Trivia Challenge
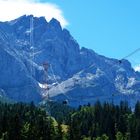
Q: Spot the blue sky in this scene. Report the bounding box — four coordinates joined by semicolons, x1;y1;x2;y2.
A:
39;0;140;69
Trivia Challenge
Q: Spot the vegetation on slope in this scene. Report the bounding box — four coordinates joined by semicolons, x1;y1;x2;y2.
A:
1;101;140;140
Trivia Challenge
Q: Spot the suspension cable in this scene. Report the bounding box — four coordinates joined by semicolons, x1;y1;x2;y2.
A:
49;64;72;100
121;48;140;60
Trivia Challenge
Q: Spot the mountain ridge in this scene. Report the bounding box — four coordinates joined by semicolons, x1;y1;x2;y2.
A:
0;15;140;107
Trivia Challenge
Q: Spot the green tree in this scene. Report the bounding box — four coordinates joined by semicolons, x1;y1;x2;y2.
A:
56;123;63;140
101;134;109;140
135;101;140;118
21;122;30;140
124;132;130;140
116;132;124;140
0;132;9;140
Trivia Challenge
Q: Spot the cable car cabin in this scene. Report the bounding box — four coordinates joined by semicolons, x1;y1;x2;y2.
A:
52;82;58;86
119;60;122;64
62;100;68;105
43;62;49;71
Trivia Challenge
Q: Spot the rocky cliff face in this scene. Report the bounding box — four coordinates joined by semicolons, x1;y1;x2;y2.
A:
0;15;140;106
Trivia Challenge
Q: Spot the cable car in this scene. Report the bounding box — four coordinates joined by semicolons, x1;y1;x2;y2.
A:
43;62;49;71
62;100;68;105
119;60;122;64
52;82;58;86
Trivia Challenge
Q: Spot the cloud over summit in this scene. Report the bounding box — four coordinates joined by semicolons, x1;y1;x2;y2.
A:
0;0;68;27
134;65;140;72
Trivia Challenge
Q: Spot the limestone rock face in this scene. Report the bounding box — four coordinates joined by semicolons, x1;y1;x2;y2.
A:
0;15;140;106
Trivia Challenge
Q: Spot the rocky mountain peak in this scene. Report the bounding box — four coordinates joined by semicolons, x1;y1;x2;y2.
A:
49;18;62;29
0;15;140;107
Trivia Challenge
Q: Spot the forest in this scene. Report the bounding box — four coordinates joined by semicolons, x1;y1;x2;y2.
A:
0;100;140;140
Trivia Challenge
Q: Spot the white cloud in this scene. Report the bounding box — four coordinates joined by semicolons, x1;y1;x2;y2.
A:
134;65;140;72
0;0;68;27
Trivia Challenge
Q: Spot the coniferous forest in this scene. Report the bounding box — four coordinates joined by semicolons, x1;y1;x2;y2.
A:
0;101;140;140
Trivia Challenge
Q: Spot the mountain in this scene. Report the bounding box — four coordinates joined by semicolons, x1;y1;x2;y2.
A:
0;15;140;106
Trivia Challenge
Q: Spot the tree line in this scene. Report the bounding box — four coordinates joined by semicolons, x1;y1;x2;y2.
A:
0;102;64;140
1;100;140;140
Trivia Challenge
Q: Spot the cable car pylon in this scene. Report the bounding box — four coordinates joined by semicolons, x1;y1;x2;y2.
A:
30;16;35;77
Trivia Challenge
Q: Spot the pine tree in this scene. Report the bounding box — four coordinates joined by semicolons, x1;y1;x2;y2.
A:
116;132;124;140
0;132;9;140
135;101;140;118
56;123;63;140
21;122;30;140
